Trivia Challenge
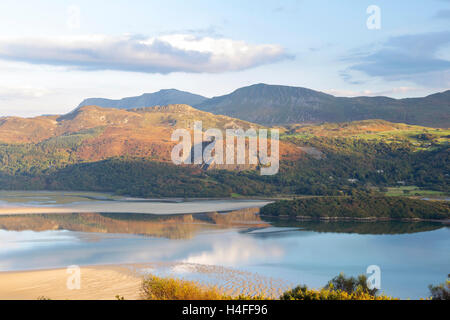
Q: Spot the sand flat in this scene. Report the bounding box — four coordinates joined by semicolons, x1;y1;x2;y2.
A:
0;262;291;300
0;266;142;300
0;192;271;215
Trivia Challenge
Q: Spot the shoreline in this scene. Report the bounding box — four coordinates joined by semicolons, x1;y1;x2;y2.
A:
261;214;450;224
0;200;272;216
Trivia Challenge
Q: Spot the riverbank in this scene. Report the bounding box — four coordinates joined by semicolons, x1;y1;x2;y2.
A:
260;214;450;224
260;196;450;221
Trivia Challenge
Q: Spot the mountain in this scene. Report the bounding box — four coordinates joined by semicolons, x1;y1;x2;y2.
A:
76;89;207;111
195;84;450;128
75;84;450;128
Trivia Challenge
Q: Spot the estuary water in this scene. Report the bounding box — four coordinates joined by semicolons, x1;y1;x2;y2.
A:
0;191;448;299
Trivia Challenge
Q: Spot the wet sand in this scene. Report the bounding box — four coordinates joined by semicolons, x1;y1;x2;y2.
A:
0;265;143;300
0;262;291;300
0;199;271;215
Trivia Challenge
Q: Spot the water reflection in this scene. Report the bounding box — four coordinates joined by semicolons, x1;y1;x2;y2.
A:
264;218;445;235
0;209;268;239
0;208;449;299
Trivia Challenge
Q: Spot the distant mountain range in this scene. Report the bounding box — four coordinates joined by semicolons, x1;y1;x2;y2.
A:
75;84;450;128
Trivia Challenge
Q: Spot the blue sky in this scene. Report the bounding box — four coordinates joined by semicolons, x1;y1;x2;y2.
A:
0;0;448;116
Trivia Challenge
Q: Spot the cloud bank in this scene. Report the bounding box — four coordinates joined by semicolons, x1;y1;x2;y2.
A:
343;31;450;87
0;34;291;74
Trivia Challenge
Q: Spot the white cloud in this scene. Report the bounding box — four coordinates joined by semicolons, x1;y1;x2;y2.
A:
0;34;291;74
342;31;450;87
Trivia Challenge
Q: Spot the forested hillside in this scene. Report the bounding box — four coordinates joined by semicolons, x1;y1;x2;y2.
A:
0;107;448;198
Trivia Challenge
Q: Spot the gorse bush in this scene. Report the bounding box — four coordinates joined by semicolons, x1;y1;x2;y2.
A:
280;285;396;300
428;274;450;300
141;275;229;300
141;273;450;300
280;272;395;300
141;274;397;301
325;273;378;296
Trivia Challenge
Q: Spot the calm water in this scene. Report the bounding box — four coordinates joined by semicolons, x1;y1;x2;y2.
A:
0;192;448;299
0;192;450;298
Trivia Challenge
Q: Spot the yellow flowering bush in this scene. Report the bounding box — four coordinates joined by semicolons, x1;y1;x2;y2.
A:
280;285;397;300
141;275;230;300
140;274;399;300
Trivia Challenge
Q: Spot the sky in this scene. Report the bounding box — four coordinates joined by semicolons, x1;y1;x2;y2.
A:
0;0;449;117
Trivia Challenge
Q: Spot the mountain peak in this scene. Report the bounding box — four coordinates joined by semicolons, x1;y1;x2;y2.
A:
194;84;449;127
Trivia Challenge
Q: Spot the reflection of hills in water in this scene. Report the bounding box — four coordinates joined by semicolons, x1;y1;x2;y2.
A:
0;208;269;239
264;218;446;235
1;209;445;237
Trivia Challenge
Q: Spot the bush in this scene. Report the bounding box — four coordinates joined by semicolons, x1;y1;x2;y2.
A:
140;273;399;301
141;275;229;300
280;285;395;300
428;275;450;300
325;272;378;296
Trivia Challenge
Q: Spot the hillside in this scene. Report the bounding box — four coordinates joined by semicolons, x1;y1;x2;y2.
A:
285;119;450;151
74;84;450;128
0;104;300;168
0;106;447;198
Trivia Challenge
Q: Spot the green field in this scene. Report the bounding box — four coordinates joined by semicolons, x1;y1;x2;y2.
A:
384;186;448;197
282;120;450;152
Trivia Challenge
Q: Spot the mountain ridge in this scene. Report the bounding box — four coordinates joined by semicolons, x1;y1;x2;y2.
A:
76;89;208;111
195;84;450;127
73;84;450;128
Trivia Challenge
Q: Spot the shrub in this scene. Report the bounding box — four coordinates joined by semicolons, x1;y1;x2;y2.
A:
140;273;403;300
141;275;230;300
325;272;378;296
280;285;396;300
428;274;450;300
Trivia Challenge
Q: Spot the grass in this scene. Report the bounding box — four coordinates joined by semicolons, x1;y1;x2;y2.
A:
384;186;448;197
